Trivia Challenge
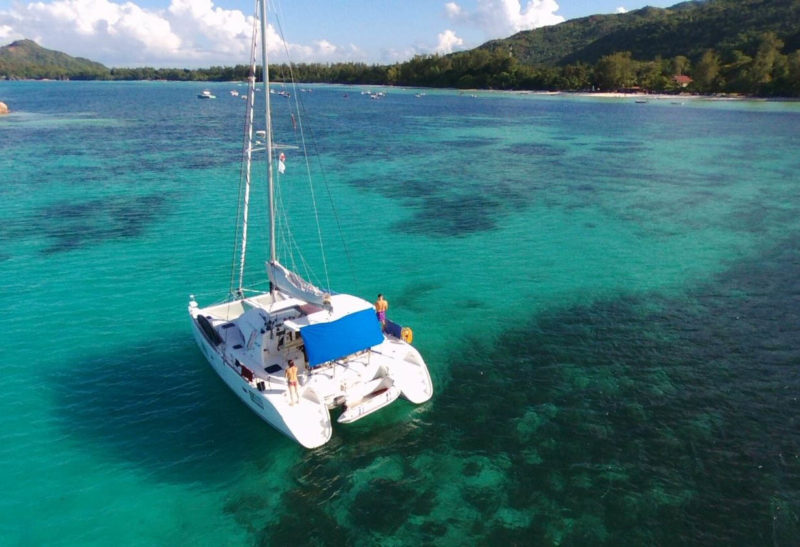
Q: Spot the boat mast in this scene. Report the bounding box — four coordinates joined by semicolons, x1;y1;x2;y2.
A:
237;9;260;295
260;0;277;273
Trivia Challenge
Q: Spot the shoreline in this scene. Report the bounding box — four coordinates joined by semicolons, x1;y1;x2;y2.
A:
2;79;799;103
565;91;747;101
484;89;800;102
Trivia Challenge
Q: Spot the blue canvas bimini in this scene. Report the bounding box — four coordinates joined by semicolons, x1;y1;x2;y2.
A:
300;308;384;366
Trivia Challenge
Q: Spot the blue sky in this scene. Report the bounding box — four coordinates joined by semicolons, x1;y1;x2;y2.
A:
0;0;677;67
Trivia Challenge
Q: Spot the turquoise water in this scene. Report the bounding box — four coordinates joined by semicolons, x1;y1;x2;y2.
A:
1;81;799;545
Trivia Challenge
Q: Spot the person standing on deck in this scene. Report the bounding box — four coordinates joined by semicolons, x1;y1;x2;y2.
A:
375;294;389;329
285;360;299;405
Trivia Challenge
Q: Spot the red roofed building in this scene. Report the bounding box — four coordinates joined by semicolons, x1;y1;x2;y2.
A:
673;74;693;88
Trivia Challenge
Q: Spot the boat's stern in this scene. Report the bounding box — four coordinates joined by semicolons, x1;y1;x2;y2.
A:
380;339;433;404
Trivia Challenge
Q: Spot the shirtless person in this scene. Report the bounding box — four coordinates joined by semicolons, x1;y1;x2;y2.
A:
285;360;299;405
375;293;388;329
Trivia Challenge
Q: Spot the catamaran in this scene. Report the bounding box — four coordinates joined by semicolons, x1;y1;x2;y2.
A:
187;0;433;449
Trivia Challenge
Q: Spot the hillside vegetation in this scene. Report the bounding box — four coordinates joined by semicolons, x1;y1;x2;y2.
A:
481;0;800;66
2;0;799;96
0;39;108;79
393;0;800;95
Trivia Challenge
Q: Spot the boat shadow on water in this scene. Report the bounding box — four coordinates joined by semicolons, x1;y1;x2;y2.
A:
48;333;432;486
48;335;289;485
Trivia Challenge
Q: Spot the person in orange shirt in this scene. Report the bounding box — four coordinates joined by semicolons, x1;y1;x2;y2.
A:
285;360;299;405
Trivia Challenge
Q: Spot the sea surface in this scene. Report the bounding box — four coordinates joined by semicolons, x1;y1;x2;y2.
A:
1;81;799;546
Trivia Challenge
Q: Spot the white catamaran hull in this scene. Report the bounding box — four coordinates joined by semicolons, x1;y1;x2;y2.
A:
189;291;432;448
190;309;333;449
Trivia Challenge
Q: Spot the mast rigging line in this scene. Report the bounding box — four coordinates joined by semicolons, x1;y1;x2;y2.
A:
229;3;261;300
260;0;275;272
269;4;331;292
228;0;363;299
270;3;362;294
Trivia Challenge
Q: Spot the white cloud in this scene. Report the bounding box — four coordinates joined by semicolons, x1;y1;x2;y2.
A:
435;29;463;54
10;0;184;63
0;0;353;66
166;0;251;59
313;39;337;57
444;2;461;18
447;0;564;38
345;43;366;58
378;45;421;64
616;6;628;14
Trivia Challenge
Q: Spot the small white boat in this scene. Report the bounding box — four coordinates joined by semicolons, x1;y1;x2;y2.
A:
197;90;216;99
188;0;433;449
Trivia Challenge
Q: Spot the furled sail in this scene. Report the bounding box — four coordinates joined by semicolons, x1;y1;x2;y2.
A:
268;260;332;310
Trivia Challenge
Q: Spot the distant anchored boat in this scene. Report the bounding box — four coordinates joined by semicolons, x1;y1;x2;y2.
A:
197;90;216;99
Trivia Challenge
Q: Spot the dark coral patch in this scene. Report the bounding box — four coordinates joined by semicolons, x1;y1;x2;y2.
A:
36;194;169;253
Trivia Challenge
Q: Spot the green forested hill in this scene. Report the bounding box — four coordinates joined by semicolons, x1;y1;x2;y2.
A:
386;0;800;95
0;39;109;79
480;0;800;66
